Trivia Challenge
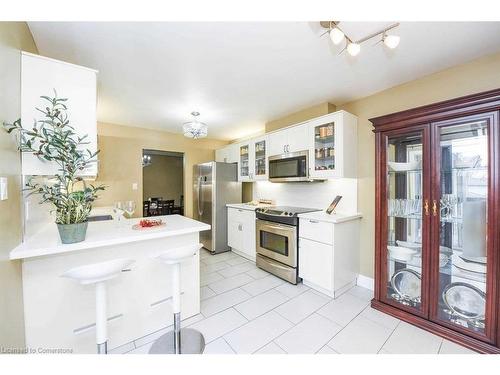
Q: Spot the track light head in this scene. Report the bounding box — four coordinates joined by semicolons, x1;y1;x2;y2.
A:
346;42;361;56
383;34;400;49
329;27;345;45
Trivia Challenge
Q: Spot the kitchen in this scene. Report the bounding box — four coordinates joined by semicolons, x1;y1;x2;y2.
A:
2;14;500;365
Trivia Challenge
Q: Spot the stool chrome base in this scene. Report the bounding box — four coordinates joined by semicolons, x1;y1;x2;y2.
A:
149;328;205;354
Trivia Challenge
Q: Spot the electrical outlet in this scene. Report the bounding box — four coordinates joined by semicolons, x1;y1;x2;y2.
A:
0;177;7;200
132;183;138;191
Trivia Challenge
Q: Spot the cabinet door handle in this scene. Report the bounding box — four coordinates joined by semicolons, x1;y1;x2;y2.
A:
238;224;243;231
432;200;438;217
424;199;429;216
309;220;319;223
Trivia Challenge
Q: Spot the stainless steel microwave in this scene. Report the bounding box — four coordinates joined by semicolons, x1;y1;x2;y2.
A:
268;150;309;182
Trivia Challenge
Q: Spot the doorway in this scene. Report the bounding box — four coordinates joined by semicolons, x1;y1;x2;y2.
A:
142;149;184;217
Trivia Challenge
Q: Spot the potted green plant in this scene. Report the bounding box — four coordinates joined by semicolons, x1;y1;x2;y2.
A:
3;91;104;244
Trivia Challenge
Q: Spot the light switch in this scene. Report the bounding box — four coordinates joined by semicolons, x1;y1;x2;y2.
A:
0;177;7;200
132;183;138;191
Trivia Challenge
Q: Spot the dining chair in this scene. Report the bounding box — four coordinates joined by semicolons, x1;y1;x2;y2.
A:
143;201;150;217
158;200;175;215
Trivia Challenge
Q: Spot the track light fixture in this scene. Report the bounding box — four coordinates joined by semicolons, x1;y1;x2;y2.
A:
320;22;400;57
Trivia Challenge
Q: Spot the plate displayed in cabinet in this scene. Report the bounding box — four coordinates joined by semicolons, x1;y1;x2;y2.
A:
451;254;487;274
459;254;487;264
395;241;453;256
390;268;421;302
387;246;417;262
442;282;486;321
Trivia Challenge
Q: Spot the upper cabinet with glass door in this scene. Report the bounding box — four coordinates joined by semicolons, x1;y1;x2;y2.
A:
237;136;268;182
238;143;251;181
252;136;268;180
308;111;358;179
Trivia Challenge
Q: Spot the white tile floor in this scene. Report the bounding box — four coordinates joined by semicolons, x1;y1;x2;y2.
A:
115;249;477;354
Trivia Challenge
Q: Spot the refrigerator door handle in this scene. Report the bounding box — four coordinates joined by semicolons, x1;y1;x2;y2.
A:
197;176;204;216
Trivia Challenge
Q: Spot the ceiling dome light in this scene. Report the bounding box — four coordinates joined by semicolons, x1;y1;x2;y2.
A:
183;111;208;139
383;34;400;49
329;27;345;45
346;42;361;56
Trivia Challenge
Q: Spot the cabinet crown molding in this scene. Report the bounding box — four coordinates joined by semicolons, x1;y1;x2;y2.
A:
370;88;500;131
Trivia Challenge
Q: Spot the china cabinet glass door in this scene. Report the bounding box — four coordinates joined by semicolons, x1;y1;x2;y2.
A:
431;114;495;341
383;128;429;316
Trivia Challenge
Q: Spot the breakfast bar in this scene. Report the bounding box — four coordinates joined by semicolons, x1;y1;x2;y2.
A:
10;215;210;354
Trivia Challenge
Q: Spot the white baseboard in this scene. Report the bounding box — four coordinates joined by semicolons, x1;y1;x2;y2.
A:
356;274;374;291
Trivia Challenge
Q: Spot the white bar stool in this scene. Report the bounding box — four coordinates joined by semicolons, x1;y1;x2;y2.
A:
62;258;135;354
149;243;205;354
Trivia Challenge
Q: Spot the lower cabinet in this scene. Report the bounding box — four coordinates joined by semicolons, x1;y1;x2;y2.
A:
298;214;361;298
299;238;333;291
227;207;256;261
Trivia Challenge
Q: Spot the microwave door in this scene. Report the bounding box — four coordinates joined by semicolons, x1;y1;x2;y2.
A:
268;151;308;182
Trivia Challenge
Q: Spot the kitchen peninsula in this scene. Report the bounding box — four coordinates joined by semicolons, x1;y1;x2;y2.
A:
10;215;210;353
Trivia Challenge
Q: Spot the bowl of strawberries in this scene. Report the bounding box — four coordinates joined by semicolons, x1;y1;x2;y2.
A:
132;218;166;230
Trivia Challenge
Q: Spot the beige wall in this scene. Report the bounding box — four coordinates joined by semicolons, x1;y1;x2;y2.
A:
143;154;184;205
95;122;228;219
338;51;500;278
265;102;336;132
0;22;38;349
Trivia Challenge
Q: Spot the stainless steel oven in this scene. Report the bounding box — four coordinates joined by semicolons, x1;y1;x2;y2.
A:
255;206;320;284
268;150;309;182
256;219;297;267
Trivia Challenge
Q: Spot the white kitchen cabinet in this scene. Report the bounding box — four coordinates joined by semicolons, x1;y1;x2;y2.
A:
227;207;256;261
21;52;98;177
237;142;252;181
251;135;268;181
215;143;239;164
268;123;309;157
307;111;357;179
236;136;268;182
298;212;361;298
299;238;333;291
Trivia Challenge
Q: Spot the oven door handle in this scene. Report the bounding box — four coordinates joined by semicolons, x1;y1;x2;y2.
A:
262;224;294;232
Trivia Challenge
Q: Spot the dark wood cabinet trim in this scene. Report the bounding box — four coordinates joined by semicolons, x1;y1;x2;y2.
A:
370;88;500;132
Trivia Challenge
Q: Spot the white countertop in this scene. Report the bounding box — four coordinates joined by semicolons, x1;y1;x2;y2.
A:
226;203;271;211
297;211;362;224
10;215;210;260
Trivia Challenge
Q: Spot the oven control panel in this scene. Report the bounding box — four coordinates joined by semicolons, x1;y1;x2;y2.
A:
256;208;294;216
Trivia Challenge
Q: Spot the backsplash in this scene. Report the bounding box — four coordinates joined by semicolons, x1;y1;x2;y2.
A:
252;178;358;213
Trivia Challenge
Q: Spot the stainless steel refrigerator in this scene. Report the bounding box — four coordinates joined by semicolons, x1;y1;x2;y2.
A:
193;162;241;254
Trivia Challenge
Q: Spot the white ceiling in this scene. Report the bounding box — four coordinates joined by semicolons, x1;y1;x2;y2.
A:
28;22;500;140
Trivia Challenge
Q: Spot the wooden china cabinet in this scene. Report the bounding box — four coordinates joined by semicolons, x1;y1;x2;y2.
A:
370;89;500;353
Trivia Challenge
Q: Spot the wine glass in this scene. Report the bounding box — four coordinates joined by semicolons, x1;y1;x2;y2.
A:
123;200;136;218
112;202;125;225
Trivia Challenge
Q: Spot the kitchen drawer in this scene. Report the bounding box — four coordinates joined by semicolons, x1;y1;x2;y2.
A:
299;218;333;245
